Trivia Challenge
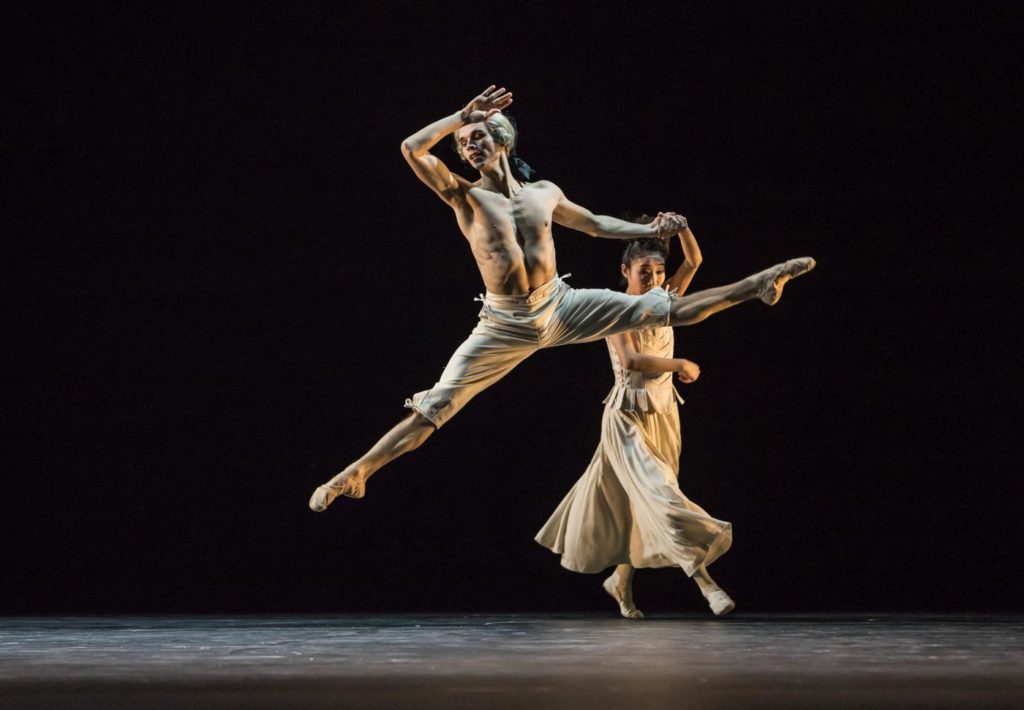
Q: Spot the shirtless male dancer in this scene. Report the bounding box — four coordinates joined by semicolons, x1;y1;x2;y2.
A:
309;85;815;511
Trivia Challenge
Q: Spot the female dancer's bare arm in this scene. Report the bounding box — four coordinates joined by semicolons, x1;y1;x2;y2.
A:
607;332;701;383
664;224;703;295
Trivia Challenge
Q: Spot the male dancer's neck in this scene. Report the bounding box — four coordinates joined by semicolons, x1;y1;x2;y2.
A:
477;154;522;198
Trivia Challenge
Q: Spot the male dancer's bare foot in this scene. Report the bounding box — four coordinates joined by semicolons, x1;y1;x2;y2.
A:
308;471;366;512
703;586;736;617
603;573;644;620
757;257;816;305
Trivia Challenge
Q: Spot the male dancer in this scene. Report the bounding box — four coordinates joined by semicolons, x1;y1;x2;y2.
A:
309;86;814;511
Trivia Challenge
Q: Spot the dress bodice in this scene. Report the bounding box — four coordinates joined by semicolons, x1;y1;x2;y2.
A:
603;326;685;413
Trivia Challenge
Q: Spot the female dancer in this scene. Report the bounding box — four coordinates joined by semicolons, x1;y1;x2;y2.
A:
536;224;735;618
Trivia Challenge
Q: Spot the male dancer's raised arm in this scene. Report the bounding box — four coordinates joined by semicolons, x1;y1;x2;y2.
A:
399;85;513;209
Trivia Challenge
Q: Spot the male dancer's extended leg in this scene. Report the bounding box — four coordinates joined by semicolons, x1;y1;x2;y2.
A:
309;413;436;510
551;257;816;347
310;331;535;511
667;257;816;326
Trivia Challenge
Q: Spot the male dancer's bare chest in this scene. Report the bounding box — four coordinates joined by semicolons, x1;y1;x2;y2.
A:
468;188;556;253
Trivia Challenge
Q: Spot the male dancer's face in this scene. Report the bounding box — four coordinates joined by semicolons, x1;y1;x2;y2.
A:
457;122;502;172
622;255;667;295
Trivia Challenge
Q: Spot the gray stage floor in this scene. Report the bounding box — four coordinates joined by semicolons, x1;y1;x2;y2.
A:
1;615;1022;708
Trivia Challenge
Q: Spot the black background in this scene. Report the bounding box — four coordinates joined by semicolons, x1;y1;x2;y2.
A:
4;3;1021;614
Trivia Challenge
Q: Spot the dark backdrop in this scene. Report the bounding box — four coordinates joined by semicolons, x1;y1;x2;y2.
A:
4;3;1021;614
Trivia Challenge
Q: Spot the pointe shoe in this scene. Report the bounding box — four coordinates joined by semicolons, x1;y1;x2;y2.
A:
705;587;735;617
308;474;366;512
758;257;816;305
603;575;645;620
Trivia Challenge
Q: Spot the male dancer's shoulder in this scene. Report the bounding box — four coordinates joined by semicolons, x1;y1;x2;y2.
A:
524;179;561;195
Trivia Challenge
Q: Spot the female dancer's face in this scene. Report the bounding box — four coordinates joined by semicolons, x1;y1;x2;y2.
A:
621;255;666;295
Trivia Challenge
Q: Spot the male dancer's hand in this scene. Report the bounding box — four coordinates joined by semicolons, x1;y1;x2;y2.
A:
677;359;701;383
461;85;514;123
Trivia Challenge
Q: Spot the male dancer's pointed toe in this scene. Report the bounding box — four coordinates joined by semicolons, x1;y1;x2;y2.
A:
308;485;335;512
308;475;366;512
758;256;816;305
705;587;736;617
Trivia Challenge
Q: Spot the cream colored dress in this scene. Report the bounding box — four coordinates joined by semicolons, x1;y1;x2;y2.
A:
536;325;733;576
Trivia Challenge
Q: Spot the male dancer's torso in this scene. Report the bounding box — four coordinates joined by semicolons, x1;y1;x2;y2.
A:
453;180;562;297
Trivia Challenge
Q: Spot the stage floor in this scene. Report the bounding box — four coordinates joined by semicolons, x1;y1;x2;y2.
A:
1;615;1021;708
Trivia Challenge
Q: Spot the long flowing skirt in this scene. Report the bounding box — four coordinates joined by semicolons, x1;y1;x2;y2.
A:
535;403;732;576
